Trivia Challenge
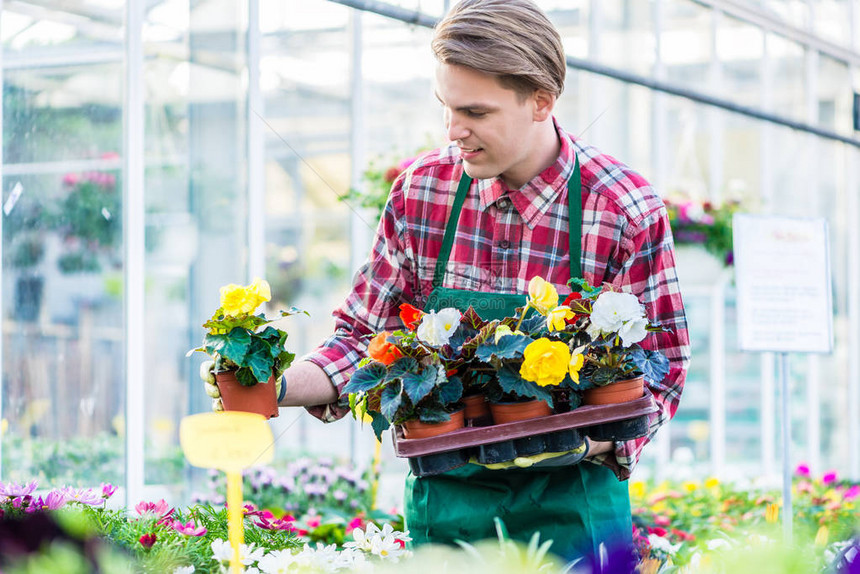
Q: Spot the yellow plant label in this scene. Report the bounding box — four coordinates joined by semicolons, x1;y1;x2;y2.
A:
180;412;274;472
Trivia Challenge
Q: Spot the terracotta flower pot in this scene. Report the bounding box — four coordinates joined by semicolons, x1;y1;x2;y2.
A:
402;409;465;439
462;393;492;423
214;370;280;419
583;376;644;405
489;399;552;424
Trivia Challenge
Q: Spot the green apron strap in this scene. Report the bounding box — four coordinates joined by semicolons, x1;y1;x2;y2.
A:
568;154;582;280
433;154;582;289
432;174;473;289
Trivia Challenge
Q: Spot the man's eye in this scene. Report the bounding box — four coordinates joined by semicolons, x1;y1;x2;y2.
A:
466;111;487;118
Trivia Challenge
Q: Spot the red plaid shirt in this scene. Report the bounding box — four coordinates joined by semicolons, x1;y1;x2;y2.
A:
305;119;690;480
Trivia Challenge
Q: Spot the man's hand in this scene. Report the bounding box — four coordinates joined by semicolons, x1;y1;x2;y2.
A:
200;360;336;411
199;360;284;412
585;438;614;457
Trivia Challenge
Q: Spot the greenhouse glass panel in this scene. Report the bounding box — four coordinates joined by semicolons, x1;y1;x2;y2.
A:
2;60;125;487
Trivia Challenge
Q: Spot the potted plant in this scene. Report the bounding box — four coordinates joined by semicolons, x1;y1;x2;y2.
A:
344;302;499;440
575;283;671;405
2;190;47;322
188;278;305;419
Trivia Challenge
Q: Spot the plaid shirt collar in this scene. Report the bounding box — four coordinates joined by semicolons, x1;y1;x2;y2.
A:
475;117;577;229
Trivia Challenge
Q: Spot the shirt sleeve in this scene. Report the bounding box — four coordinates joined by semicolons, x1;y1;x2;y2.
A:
587;204;691;480
302;176;417;422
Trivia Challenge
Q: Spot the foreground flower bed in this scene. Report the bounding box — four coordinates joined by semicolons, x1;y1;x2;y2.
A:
1;466;858;573
630;467;860;572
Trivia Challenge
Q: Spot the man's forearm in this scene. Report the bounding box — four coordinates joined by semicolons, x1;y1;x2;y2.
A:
586;438;614;457
279;361;338;407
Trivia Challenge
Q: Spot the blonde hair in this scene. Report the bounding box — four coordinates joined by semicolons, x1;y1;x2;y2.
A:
431;0;566;98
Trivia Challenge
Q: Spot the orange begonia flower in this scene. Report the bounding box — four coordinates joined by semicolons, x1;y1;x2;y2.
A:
367;332;403;365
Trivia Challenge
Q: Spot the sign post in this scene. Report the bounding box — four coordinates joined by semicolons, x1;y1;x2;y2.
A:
733;214;833;543
180;412;275;574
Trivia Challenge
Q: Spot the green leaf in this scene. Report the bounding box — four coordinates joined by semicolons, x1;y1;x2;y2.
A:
244;337;275;383
385;357;419;382
204;328;251;364
475;334;530;362
370;411;390;441
418;407;450;424
402;367;436;404
235;367;258;387
438;376;463;404
342;363;387;395
497;366;553;406
380;381;403;421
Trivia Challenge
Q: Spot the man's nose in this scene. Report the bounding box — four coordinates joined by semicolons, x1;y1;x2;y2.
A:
446;114;469;142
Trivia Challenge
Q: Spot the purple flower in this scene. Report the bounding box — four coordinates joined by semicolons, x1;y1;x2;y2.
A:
26;490;68;513
303;483;328;497
333;490;347;502
101;483;117;499
795;463;811;477
0;480;38;498
173;520;207;536
823;470;839;485
62;487;104;506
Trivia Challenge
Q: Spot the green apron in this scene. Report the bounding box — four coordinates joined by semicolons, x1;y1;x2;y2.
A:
407;156;632;561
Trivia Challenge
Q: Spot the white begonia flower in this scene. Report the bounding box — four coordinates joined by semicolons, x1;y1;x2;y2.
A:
618;316;649;347
587;291;645;339
416;308;461;347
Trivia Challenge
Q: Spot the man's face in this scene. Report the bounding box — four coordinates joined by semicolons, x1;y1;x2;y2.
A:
435;63;543;188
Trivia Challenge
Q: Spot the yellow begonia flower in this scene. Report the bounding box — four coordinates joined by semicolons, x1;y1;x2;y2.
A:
629;481;646;499
569;353;584;384
527;276;558;315
249;277;272;303
683;481;698;492
520;338;571;387
220;279;270;317
704;477;720;489
546;305;574;332
815;525;829;546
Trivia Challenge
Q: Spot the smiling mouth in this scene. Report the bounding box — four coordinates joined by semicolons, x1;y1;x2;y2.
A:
460;147;483;154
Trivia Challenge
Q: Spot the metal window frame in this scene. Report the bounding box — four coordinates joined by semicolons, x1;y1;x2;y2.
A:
124;0;145;506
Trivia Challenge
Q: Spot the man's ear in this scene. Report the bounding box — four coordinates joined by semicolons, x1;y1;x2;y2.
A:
532;89;556;122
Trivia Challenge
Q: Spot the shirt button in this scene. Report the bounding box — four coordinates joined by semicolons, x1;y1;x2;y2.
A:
497;198;511;210
498;240;511;250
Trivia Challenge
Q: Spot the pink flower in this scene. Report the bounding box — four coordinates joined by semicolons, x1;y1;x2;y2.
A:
62;487;103;506
135;499;173;518
843;485;860;501
139;533;157;548
62;173;80;186
346;516;364;534
0;480;38;498
795;463;811;477
398;156;417;170
822;470;838;485
101;483;117;499
305;515;321;528
253;515;295;531
26;491;67;513
173;520;207;536
654;515;671;527
647;526;668;537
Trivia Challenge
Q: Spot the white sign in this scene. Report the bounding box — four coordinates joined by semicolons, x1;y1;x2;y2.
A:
734;214;833;354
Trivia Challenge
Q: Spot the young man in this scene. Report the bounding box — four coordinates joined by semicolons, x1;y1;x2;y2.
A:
260;0;687;560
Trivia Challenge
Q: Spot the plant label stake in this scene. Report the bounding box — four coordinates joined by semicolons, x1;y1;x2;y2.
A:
180;412;275;574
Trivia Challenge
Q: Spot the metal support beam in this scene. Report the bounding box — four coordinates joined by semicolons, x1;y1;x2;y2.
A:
326;0;860;149
124;0;146;506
